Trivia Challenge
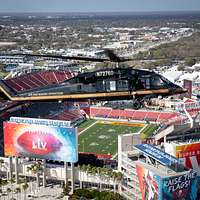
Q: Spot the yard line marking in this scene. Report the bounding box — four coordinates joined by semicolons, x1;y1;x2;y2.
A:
139;124;148;133
79;120;98;135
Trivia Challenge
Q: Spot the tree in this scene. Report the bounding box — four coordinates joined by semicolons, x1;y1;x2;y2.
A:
177;65;185;71
116;172;123;193
7;187;11;199
96;167;103;191
73;189;124;200
0;159;6;176
85;164;91;188
0;159;4;169
15;187;21;200
27;161;43;188
111;172;118;193
62;184;69;196
78;165;123;193
78;165;82;187
80;164;87;189
101;167;110;190
185;58;196;66
22;181;29;200
0;179;8;194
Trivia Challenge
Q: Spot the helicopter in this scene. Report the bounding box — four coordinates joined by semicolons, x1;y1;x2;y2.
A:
0;50;187;109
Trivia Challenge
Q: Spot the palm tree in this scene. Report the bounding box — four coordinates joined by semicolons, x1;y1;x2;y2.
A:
103;167;112;190
22;182;28;200
0;179;3;194
78;165;123;193
6;187;11;200
96;167;103;191
80;164;87;188
0;180;2;194
15;187;21;200
1;179;8;195
85;164;91;188
110;171;123;193
116;172;123;193
62;184;69;197
8;179;15;199
90;166;97;188
0;159;4;171
78;165;83;189
27;161;43;188
111;172;118;193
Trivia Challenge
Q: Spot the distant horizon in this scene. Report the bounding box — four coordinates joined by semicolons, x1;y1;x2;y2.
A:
0;10;200;15
0;0;199;13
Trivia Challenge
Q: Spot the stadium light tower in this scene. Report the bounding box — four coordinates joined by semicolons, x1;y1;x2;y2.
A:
176;102;194;128
182;103;194;128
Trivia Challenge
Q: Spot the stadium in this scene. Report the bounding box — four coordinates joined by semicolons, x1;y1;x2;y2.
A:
0;68;200;199
78;119;144;155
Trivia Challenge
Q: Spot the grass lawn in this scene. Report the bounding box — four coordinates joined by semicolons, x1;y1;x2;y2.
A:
78;120;143;155
78;119;96;129
140;124;158;140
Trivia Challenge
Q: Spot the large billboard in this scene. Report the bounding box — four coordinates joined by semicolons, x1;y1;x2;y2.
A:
162;171;198;200
165;142;200;171
136;164;198;200
136;164;161;200
176;142;200;169
4;121;77;162
134;144;178;166
10;117;71;127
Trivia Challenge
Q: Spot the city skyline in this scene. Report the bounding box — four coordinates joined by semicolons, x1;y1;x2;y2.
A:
0;0;199;13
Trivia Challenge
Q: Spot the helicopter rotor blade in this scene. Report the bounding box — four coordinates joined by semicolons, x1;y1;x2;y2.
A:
11;53;110;62
103;49;122;62
103;49;133;62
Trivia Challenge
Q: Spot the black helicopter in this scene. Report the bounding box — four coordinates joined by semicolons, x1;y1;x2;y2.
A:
0;50;187;109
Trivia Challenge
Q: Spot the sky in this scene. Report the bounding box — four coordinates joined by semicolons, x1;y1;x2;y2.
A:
0;0;199;13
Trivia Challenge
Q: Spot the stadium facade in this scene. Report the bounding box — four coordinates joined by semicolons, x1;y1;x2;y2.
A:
118;144;198;200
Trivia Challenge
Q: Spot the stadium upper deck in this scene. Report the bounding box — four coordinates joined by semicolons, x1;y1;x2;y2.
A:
4;70;75;92
0;70;76;100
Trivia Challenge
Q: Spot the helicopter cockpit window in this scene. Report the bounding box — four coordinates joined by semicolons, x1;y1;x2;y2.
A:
160;76;172;85
151;76;165;88
117;80;128;90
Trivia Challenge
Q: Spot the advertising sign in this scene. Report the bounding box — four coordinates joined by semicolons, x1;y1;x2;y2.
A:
165;142;200;170
136;164;162;200
136;164;198;200
4;122;77;162
162;171;198;200
9;117;71;128
134;144;178;166
176;142;200;169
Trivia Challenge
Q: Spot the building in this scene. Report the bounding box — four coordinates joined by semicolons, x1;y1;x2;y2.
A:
118;143;198;200
0;55;26;64
165;140;200;195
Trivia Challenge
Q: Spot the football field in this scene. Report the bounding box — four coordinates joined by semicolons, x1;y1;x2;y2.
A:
78;120;144;155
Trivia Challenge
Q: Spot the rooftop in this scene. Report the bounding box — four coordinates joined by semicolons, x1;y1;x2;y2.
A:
126;145;190;178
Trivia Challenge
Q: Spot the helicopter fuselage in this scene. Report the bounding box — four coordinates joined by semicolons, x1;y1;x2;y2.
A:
0;67;187;109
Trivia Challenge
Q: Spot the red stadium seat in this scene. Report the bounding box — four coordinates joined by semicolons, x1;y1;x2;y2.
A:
89;106;182;124
4;70;75;92
48;109;84;123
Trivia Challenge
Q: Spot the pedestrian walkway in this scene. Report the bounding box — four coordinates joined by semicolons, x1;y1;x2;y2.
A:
0;181;65;200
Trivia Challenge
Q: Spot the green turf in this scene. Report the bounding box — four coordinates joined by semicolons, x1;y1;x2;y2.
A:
78;122;142;155
140;124;158;140
78;119;97;129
